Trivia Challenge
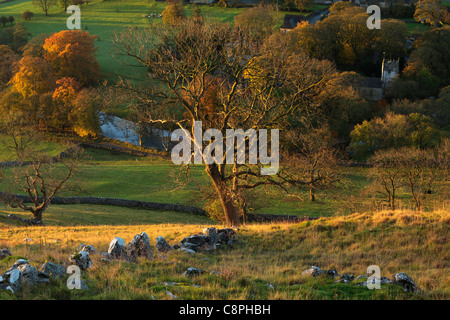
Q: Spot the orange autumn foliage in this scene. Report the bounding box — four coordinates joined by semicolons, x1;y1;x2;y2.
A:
52;77;81;105
43;30;100;85
10;55;56;97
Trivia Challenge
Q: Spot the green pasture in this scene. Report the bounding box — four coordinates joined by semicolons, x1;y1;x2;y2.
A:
0;0;251;82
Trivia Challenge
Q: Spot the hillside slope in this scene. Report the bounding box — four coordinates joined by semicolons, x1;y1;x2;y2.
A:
0;209;448;299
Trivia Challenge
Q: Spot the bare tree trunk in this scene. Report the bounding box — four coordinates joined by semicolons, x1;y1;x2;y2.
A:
391;189;396;210
309;185;315;201
33;208;45;223
206;163;240;227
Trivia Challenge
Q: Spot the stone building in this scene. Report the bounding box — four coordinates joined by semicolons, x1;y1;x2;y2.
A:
358;58;399;101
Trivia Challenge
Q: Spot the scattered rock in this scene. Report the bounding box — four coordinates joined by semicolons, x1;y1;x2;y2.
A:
108;237;127;259
100;258;111;264
101;252;112;259
218;228;235;239
180;234;208;252
39;262;66;279
0;249;12;260
380;276;392;285
183;267;205;277
69;251;93;270
163;281;182;286
302;266;323;277
80;245;97;255
393;273;418;293
227;238;239;247
126;232;153;261
166;291;178;299
180;247;196;254
177;227;237;253
0;268;22;293
7;260;49;286
336;274;355;283
356;275;393;287
67;277;89;290
156;236;173;253
203;227;219;250
323;269;339;278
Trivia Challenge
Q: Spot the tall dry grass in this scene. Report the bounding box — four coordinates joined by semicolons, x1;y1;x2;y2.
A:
0;209;448;299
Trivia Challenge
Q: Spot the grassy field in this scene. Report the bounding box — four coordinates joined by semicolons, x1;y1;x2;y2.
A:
0;1;448;301
0;0;278;82
0;134;69;162
0;209;448;300
1;146;448;220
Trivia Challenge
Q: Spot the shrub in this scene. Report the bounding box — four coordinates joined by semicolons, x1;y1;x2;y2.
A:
21;10;34;21
0;16;7;27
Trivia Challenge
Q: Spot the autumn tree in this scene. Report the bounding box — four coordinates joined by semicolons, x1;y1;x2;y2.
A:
71;88;101;138
374;19;408;59
297;7;370;64
113;20;334;226
43;30;100;85
316;71;371;137
349;112;440;159
414;0;448;27
47;77;100;136
275;0;312;12
32;0;57;16
10;56;56;97
22;33;50;58
0;45;19;90
296;7;407;72
161;0;186;26
329;1;354;13
21;10;34;21
234;5;277;39
50;77;81;130
0;23;31;52
406;26;450;88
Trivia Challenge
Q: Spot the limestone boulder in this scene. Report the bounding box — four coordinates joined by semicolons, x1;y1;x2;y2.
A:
126;232;153;260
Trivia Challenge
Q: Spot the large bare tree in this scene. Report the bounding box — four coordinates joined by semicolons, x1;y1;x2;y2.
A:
112;20;334;226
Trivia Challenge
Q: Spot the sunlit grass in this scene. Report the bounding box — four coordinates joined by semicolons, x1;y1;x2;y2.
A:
0;0;253;82
0;134;68;162
1;146;448;218
0;209;448;300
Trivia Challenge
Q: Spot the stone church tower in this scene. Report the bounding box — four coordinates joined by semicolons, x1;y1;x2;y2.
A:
381;58;399;90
